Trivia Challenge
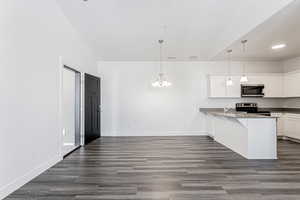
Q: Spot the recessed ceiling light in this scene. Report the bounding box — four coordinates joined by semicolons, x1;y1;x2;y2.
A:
272;44;286;50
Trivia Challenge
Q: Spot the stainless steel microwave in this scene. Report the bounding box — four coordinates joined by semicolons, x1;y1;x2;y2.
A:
241;84;264;97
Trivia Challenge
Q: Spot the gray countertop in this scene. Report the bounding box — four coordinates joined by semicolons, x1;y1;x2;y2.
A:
204;111;278;118
200;107;300;114
199;107;300;119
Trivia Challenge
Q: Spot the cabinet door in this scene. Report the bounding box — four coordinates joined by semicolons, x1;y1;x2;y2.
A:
209;76;226;97
226;76;241;97
277;117;284;136
283;114;300;140
263;75;283;97
284;74;294;97
284;73;300;97
284;74;291;97
284;117;298;139
247;76;264;84
296;73;300;97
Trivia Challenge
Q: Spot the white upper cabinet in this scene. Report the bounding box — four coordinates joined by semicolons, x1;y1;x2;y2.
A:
261;75;284;98
208;75;240;98
226;76;241;98
209;75;226;97
246;76;265;85
247;75;283;98
208;71;299;98
284;72;300;97
246;75;283;97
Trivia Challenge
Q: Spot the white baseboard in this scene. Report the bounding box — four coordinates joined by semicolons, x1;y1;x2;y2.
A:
0;154;62;200
101;130;208;137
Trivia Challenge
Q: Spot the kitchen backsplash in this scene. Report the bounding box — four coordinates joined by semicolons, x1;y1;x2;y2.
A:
283;98;300;108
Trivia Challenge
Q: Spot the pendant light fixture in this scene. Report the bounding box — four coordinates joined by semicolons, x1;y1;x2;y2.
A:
226;49;233;86
240;40;248;83
152;39;172;88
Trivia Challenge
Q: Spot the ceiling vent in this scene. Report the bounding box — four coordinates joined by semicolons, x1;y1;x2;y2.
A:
189;56;198;60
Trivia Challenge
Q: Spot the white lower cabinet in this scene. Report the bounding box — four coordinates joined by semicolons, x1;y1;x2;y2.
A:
277;113;300;140
273;113;284;136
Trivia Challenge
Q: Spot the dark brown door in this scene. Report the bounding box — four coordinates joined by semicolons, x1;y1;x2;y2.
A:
85;73;101;145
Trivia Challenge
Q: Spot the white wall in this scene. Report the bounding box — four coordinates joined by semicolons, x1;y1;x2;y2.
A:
98;61;283;137
282;56;300;108
0;0;97;198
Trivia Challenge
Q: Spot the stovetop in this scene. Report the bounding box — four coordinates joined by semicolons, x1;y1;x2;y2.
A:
236;110;271;116
235;103;271;116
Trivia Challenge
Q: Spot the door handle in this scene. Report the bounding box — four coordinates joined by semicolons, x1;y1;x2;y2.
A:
98;105;102;112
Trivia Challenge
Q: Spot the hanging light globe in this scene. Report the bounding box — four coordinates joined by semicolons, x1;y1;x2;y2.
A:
152;39;172;88
152;73;172;88
226;77;233;86
226;49;234;86
240;40;249;83
240;75;248;83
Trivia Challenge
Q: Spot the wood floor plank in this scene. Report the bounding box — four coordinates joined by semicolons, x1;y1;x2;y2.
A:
5;136;300;200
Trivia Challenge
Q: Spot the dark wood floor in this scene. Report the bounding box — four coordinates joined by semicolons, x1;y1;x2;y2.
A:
6;136;300;200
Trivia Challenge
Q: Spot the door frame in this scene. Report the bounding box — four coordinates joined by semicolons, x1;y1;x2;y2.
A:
63;66;81;146
58;58;83;158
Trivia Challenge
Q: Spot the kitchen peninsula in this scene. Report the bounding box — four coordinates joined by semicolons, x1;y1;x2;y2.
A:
200;108;278;159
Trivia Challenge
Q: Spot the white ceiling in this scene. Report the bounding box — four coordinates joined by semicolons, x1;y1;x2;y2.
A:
56;0;295;61
214;0;300;61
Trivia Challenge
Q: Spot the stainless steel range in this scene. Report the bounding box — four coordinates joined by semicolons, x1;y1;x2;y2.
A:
235;103;271;116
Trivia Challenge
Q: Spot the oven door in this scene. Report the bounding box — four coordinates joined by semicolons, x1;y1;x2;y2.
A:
241;85;264;97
